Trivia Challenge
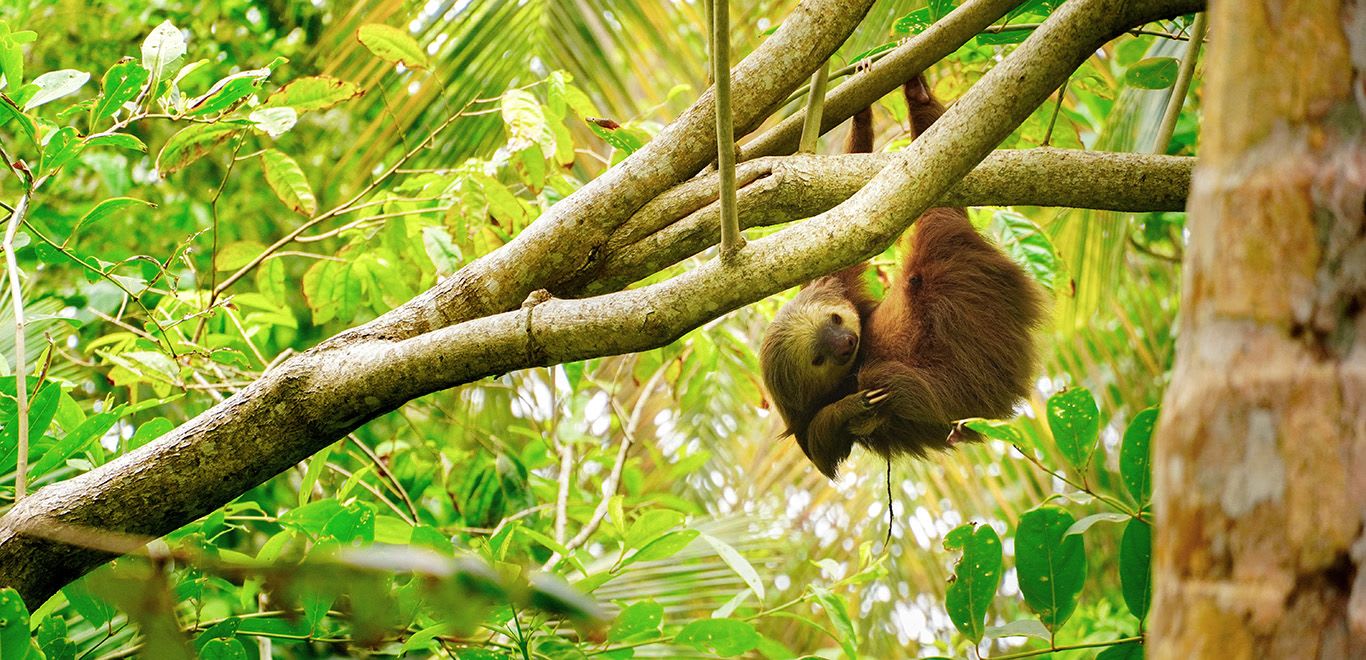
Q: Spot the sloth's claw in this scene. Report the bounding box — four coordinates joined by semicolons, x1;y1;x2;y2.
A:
863;387;890;407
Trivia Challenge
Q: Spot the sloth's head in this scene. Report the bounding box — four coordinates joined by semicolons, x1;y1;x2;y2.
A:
760;277;862;429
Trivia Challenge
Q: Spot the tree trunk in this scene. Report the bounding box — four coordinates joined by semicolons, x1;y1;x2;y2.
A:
1152;2;1365;657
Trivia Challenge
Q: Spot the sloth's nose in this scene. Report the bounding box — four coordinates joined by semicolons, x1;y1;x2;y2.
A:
833;333;857;361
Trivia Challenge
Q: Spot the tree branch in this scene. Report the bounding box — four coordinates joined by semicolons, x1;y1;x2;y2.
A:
0;0;1204;608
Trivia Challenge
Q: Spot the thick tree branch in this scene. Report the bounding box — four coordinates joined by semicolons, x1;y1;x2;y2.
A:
576;150;1194;294
0;0;1203;608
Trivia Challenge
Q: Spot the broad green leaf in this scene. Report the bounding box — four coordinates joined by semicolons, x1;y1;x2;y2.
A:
992;209;1062;291
73;197;154;236
1120;518;1152;620
421;226;461;274
675;618;760;657
24;69;89;110
1063;512;1131;538
811;586;858;659
356;24;429;69
248;106;297;137
322;501;376;543
39;126;82;176
399;624;449;654
701;532;765;600
587;122;646;156
84;133;147;152
259;149;316;215
608;600;663;642
963;418;1025;445
95;60;149;118
1097;640;1145;660
141;21;186;79
156;122;245;176
0;23;33;88
29;411;116;476
0;384;62;473
1047;386;1100;469
502;89;550;156
621;530;698;567
0;588;30;660
1016;506;1087;631
943;523;1002;644
63;577;115;627
263;75;362;112
199;638;247;660
977;28;1032;45
624;509;684;549
298;442;334;507
1121;407;1159;504
187;67;271;116
1126;57;1180;89
38;615;76;660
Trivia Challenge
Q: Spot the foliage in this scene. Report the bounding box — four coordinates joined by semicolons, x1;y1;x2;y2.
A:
0;0;1199;657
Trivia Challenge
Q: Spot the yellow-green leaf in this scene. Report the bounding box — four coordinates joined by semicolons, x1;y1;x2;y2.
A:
259;149;316;216
356;24;428;69
263;75;362;112
156;122;245;177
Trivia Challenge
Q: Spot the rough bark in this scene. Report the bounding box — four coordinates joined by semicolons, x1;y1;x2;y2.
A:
1151;2;1365;658
0;0;1205;608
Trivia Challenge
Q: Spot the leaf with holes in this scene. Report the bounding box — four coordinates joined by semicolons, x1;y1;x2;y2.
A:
1121;407;1158;504
1047;386;1100;470
141;20;186;79
95;59;149;118
24;69;90;110
944;523;1003;644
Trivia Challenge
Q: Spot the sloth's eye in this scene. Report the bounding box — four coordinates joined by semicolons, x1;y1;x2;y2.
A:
830;314;842;325
812;355;826;367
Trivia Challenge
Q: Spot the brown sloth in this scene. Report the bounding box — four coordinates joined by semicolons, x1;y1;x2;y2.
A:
760;75;1047;479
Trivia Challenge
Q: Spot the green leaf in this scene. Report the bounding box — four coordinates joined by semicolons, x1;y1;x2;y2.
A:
977;28;1031;45
187;67;271;116
701;532;766;600
1063;512;1131;538
95;60;149;119
1126;57;1180;89
39;125;83;177
810;586;857;659
322;501;376;543
1016;506;1087;631
24;69;90;110
0;588;30;660
587;121;646;156
1120;518;1152;621
421;226;461;274
963;418;1025;446
528;572;606;624
0;95;36;144
29;411;116;477
624;509;684;549
356;24;429;69
621;530;698;567
84;133;147;152
1097;640;1145;660
992;209;1062;291
0;384;62;473
609;601;663;642
943;523;1002;644
1121;407;1158;504
298;443;334;507
38;615;76;660
199;637;247;660
259;149;316;215
141;21;187;79
156;122;245;176
262;75;362;112
675;619;760;657
1047;386;1100;470
73;197;154;237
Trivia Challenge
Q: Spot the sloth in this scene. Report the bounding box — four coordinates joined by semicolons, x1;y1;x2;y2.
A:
760;75;1046;479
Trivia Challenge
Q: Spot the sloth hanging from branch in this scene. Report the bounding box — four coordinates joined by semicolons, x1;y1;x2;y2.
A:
761;74;1047;480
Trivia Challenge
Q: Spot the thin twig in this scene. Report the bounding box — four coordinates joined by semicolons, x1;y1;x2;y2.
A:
798;63;831;153
1153;12;1207;153
712;0;743;260
4;193;31;500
